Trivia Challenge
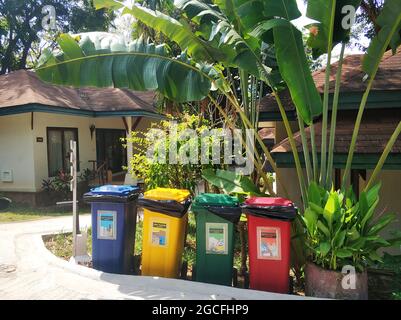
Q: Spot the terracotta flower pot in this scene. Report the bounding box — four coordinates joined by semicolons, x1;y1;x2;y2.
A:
305;262;368;300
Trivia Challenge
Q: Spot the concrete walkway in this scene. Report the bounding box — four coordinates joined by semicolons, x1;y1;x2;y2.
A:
0;215;307;300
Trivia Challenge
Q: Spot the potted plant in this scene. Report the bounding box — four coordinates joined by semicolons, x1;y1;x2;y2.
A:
301;181;401;299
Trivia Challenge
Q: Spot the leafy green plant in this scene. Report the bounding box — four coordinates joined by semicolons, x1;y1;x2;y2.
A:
127;113;218;194
41;178;55;193
301;182;401;272
42;169;92;199
393;292;401;300
202;168;271;197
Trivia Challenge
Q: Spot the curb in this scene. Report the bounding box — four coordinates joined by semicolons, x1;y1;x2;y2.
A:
37;232;309;300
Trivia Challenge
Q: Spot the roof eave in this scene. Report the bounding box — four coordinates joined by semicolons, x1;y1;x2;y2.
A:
272;152;401;170
0;103;165;119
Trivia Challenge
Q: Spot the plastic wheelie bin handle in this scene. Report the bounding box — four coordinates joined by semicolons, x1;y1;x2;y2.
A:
137;198;192;218
241;205;297;221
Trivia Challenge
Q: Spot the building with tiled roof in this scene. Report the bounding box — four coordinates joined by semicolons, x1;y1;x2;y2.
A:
259;47;401;120
259;48;401;246
0;70;162;206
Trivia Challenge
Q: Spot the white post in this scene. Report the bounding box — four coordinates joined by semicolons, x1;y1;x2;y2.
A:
69;140;90;265
124;116;137;185
70;140;78;257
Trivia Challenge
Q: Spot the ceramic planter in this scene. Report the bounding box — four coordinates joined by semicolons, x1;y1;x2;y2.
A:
305;262;368;300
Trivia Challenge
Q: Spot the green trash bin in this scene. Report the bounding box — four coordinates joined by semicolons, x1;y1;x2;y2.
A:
192;193;242;286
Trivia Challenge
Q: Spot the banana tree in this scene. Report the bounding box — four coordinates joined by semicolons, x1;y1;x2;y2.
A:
36;0;324;206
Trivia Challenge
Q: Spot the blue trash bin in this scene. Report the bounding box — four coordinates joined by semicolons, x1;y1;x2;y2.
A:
84;185;140;274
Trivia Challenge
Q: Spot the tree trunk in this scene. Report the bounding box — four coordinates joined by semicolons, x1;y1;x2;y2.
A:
360;0;381;34
18;40;33;70
0;36;17;75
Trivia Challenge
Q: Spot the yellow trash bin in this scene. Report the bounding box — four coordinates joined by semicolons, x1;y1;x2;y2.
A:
139;188;191;278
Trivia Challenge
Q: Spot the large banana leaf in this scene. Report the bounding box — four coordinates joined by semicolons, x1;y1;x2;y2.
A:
217;0;323;123
127;0;272;83
363;0;401;76
207;0;244;30
306;0;362;58
174;0;269;79
36;32;214;102
235;0;300;45
123;5;225;62
263;0;301;20
273;22;323;124
241;0;321;124
93;0;124;10
234;1;267;38
202;168;265;196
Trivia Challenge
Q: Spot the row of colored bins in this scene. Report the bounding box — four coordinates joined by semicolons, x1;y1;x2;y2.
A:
84;186;297;294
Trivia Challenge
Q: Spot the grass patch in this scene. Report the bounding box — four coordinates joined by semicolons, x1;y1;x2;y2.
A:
45;221;143;261
45;227;92;260
45;231;74;260
0;204;90;223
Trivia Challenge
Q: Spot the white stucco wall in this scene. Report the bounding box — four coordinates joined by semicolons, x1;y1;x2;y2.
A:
0;112;155;193
0;113;36;192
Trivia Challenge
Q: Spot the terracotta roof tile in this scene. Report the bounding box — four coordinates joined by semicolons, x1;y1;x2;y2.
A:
0;70;157;114
271;110;401;154
258;127;276;140
260;47;401;113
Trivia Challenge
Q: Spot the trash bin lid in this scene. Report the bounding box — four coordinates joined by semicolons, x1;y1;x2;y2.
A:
192;193;241;223
242;197;297;221
244;197;293;207
83;185;140;203
90;185;140;196
193;193;239;207
144;188;190;202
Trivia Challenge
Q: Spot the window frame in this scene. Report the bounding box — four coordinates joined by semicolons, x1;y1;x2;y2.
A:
46;127;80;177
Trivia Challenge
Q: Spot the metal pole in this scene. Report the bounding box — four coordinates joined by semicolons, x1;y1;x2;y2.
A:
70;140;78;257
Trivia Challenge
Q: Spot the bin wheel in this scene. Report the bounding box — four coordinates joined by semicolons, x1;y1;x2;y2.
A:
244;272;250;289
192;265;196;281
180;261;188;280
232;267;238;287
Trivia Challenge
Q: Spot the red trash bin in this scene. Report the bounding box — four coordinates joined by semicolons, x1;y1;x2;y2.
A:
243;197;297;294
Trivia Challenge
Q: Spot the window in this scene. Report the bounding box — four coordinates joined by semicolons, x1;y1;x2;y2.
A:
47;127;79;177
